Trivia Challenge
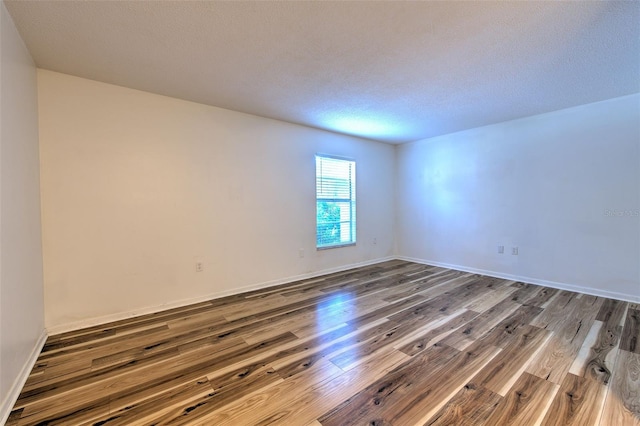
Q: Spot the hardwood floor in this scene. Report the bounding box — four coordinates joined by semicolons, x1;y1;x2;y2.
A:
7;260;640;425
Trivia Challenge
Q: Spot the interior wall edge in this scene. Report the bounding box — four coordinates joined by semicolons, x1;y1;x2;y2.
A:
0;329;47;426
46;255;396;336
397;255;640;304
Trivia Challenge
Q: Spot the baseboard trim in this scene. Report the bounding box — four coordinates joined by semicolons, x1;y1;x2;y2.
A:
46;256;396;335
396;256;640;303
0;329;47;425
45;254;638;335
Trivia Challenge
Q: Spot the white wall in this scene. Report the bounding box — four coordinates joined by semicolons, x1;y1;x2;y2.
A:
0;2;45;420
397;94;640;302
38;70;396;331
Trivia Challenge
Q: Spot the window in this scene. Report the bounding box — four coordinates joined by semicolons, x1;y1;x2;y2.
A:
316;155;356;249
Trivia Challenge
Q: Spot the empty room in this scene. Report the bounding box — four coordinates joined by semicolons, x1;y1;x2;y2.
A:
1;1;639;425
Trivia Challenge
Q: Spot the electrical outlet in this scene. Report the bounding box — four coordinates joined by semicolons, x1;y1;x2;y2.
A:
299;248;305;258
195;262;203;272
373;237;377;245
498;245;504;254
512;247;519;255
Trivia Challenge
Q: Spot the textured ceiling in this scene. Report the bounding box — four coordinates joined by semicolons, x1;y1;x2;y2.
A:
5;1;640;144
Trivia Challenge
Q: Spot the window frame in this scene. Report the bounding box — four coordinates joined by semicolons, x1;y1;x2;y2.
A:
315;154;356;250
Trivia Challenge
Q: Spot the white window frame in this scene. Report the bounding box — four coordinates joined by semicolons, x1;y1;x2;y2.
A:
315;154;356;249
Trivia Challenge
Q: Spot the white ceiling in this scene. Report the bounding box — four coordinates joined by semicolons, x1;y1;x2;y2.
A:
5;1;640;144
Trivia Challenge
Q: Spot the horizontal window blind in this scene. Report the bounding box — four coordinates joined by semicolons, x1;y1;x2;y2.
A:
316;155;356;248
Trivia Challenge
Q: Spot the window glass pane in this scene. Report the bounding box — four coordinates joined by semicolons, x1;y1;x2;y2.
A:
316;155;355;248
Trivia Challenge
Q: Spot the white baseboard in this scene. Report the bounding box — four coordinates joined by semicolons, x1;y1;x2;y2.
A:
0;329;48;425
46;256;396;335
396;256;640;303
46;253;638;336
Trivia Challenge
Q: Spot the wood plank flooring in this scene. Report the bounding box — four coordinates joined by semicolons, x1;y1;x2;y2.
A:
8;260;640;425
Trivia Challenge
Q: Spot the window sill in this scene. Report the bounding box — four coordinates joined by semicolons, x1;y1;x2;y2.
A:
317;243;356;251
